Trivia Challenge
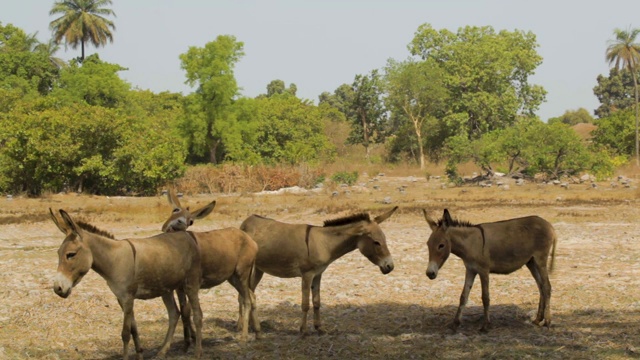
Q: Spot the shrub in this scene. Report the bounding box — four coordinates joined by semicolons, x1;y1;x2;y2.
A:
331;171;359;186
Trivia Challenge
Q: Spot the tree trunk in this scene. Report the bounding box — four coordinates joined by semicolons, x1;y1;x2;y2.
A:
633;72;639;167
209;139;220;164
81;40;85;61
360;110;370;161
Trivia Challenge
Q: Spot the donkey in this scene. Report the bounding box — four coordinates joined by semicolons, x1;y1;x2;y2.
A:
161;191;261;341
423;209;557;332
50;209;203;359
240;207;398;335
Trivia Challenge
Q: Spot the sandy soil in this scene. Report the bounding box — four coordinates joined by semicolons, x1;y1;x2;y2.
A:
1;176;639;359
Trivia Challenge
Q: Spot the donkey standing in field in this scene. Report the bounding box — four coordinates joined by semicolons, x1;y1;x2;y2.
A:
240;207;398;335
50;209;203;359
161;191;261;342
423;209;557;332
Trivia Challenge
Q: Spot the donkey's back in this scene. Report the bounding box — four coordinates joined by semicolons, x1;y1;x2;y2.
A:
482;215;556;274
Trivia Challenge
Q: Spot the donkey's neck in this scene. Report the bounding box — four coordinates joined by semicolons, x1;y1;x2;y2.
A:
317;224;361;260
84;232;134;281
449;226;483;259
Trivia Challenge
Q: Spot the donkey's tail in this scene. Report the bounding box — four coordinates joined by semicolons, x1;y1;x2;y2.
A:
548;228;557;273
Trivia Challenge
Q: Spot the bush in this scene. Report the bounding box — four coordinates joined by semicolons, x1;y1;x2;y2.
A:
330;171;359;186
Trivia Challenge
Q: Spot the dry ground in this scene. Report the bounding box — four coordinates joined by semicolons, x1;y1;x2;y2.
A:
1;174;639;359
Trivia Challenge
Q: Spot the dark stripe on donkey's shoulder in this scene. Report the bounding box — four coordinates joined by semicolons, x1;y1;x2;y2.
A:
323;213;370;227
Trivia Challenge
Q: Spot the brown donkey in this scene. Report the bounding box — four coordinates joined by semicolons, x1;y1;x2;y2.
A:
240;207;398;335
50;209;203;359
423;209;557;332
161;191;261;342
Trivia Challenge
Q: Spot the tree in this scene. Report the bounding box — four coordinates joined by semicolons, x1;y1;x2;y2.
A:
0;23;60;95
547;108;595;126
49;0;116;61
593;68;638;118
606;27;640;166
409;24;546;140
179;35;244;164
52;54;129;107
385;59;449;169
592;109;635;156
265;80;298;98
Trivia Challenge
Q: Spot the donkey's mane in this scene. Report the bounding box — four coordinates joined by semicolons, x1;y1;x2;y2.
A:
76;220;116;239
323;213;370;227
438;217;475;228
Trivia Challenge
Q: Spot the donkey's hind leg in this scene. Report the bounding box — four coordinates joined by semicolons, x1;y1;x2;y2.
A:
176;290;195;351
229;275;252;342
311;273;325;334
237;268;264;334
526;258;551;327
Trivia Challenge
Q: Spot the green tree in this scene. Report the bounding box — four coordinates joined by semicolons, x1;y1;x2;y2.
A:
606;27;640;166
384;59;449;169
250;95;335;164
409;24;546;139
179;35;244;164
0;23;60;95
592;109;635;156
52;54;129;107
344;70;388;161
593;68;638;118
547;108;595;125
49;0;116;61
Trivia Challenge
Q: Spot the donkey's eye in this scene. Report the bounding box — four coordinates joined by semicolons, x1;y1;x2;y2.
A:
66;252;77;260
438;243;445;250
373;241;381;246
172;208;181;213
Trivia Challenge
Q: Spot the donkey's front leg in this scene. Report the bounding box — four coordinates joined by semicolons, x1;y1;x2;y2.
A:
478;271;491;332
118;297;143;360
299;273;314;336
453;268;476;331
311;273;325;334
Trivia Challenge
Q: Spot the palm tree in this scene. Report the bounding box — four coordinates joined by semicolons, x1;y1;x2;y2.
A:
49;0;116;61
34;39;67;69
606;26;640;166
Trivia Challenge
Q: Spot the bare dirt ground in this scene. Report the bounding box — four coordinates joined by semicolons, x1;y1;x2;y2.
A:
1;175;639;359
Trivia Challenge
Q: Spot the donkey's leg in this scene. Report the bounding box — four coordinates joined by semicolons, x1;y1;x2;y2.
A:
248;288;261;338
176;289;195;350
118;297;143;360
311;273;325;334
536;261;552;327
299;273;314;336
238;268;264;332
453;268;476;330
185;287;203;359
228;276;251;343
526;259;545;324
479;271;491;332
157;292;181;358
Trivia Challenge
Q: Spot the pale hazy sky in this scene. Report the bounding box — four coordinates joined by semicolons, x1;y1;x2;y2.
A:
3;0;640;120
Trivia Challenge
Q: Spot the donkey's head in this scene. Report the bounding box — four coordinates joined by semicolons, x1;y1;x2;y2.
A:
423;209;454;280
50;209;93;298
337;206;398;275
161;190;216;232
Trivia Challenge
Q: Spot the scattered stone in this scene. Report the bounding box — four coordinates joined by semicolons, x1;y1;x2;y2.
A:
552;180;561;185
383;197;392;204
332;191;339;197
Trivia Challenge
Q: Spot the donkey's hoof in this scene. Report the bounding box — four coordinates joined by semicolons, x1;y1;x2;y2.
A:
315;327;326;335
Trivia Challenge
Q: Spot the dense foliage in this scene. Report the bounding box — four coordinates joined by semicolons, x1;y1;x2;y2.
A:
0;19;630;195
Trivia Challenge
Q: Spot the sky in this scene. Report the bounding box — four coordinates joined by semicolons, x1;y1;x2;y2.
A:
3;0;640;121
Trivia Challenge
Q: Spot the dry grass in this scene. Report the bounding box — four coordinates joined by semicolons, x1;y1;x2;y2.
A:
1;175;640;359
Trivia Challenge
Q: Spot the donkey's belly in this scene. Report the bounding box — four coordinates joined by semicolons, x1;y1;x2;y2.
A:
257;261;303;278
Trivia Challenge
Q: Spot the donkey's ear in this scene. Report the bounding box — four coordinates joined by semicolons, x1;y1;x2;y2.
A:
422;209;438;231
59;209;81;238
167;189;182;208
374;206;398;224
191;200;216;220
49;208;68;234
443;209;453;228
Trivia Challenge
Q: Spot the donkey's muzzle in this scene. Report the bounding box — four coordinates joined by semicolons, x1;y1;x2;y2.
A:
380;263;394;274
426;270;437;280
53;285;71;298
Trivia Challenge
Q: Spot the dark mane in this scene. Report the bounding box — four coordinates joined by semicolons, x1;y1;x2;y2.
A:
438;217;475;228
323;213;370;227
76;220;116;239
